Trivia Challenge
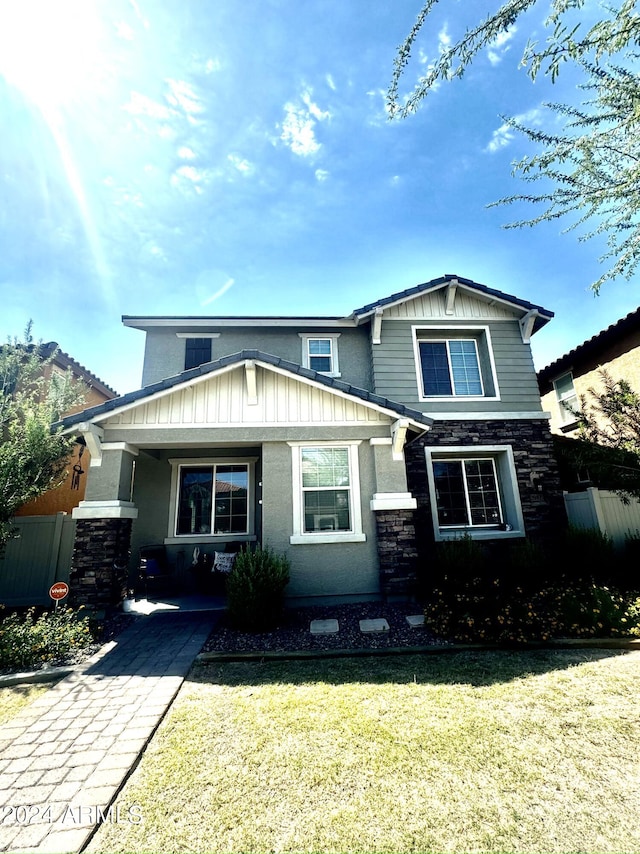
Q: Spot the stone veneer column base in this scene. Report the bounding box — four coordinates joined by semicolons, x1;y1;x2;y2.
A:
375;509;418;600
70;518;132;608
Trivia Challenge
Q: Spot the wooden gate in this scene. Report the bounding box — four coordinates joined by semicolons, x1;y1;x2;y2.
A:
0;514;76;606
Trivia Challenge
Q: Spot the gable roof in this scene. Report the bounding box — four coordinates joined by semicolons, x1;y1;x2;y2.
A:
55;349;433;432
123;274;553;335
39;342;118;398
351;273;553;332
538;306;640;387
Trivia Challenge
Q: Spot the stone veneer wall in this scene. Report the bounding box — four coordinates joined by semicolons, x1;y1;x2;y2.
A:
374;510;419;599
404;419;566;566
70;518;132;608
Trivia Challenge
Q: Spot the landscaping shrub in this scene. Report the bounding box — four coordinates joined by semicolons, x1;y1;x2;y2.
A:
226;545;290;631
425;576;640;644
0;606;96;671
558;526;616;584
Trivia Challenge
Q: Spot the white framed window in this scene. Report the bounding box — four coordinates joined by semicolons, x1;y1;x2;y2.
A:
553;372;579;425
167;457;256;540
288;441;365;544
299;334;341;376
412;326;499;401
425;445;524;541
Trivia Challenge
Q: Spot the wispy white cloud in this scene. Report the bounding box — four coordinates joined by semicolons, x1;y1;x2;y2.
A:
171;164;213;195
124;91;175;120
205;57;222;73
165;78;205;116
228;154;254;175
487;25;517;66
485;108;541;153
178;146;196;160
438;24;451;53
326;73;336;91
315;169;329;182
280;88;330;157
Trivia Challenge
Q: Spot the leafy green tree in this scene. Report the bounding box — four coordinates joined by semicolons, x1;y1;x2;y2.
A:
0;325;84;550
388;0;640;291
557;369;640;499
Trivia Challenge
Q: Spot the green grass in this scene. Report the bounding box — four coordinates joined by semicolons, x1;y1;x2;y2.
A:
0;683;49;727
89;650;640;853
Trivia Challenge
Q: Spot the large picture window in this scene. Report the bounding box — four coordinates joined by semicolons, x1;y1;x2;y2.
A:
432;458;502;528
176;463;249;536
413;326;499;401
425;446;524;541
419;340;483;397
289;442;365;544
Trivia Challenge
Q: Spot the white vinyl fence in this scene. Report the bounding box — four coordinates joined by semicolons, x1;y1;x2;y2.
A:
563;488;640;548
0;514;76;606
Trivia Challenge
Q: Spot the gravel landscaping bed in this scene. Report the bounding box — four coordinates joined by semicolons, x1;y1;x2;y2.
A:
202;601;448;654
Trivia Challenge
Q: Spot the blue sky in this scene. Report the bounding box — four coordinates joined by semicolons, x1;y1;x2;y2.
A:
1;0;638;394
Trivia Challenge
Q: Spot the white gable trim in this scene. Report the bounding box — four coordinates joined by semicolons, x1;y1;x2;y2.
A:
65;359;429;434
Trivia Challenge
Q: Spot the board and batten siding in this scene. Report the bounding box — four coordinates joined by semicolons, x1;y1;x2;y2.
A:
372;317;544;414
104;364;389;429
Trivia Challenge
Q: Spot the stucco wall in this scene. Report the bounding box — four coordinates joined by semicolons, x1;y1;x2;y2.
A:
542;331;640;435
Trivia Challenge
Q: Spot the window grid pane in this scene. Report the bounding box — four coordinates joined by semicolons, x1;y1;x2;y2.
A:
176;464;249;536
433;458;502;528
448;340;483;395
301;447;352;533
308;338;333;373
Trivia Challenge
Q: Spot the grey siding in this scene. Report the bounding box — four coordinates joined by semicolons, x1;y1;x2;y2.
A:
141;326;373;391
372;319;543;414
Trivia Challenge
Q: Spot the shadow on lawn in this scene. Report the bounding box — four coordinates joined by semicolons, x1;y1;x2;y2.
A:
190;647;633;689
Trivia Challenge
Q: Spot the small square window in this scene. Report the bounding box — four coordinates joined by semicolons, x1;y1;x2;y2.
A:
300;334;341;376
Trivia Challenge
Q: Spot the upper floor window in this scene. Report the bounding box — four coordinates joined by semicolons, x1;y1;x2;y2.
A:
419;340;483;396
413;326;498;401
184;338;212;370
299;334;341;377
553;372;578;425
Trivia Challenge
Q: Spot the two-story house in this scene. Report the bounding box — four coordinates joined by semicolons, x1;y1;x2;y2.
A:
56;275;562;608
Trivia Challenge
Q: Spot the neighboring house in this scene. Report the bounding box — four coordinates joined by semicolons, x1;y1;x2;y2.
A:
56;274;563;608
14;343;117;517
538;306;640;436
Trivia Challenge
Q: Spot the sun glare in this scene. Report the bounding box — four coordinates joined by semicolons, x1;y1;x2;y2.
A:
0;0;104;112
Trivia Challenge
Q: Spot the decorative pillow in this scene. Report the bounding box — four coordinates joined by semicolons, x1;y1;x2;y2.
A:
213;552;237;573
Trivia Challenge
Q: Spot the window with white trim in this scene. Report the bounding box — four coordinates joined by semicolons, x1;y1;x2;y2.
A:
299;334;340;376
413;327;499;401
553;372;578;425
289;442;365;544
168;458;256;539
425;446;524;541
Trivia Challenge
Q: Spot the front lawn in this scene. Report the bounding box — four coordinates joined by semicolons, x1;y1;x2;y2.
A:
90;649;640;853
0;683;49;727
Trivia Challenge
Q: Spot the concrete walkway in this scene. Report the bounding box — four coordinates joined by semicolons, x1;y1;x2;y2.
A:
0;611;217;853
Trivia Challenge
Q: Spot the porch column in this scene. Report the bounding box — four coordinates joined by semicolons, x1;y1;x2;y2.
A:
70;445;139;608
369;439;418;600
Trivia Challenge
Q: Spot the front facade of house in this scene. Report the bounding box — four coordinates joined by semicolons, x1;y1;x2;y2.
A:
59;275;563;607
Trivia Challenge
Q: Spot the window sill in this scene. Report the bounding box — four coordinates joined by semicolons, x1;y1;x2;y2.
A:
436;529;524;543
164;535;256;545
290;533;366;545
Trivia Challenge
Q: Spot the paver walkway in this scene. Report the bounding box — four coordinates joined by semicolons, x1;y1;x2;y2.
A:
0;611;217;853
